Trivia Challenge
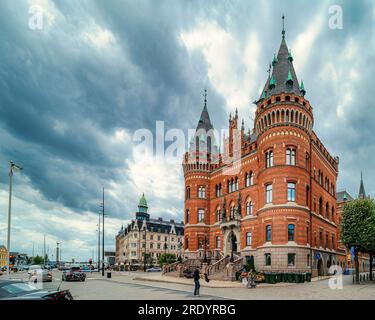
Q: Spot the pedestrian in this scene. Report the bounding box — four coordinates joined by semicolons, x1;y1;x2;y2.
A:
193;267;201;296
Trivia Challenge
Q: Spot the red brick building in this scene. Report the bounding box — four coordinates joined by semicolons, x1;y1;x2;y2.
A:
182;26;343;277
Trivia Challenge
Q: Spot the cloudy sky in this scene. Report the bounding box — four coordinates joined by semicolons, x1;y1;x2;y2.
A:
0;0;374;261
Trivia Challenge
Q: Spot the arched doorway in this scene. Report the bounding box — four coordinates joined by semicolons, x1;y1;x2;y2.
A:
230;231;237;253
317;259;324;276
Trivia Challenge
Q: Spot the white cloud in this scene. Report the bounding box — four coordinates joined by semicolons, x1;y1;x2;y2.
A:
292;14;324;72
83;22;116;48
180;21;261;114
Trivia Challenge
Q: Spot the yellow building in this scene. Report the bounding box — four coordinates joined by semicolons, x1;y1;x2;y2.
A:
0;245;8;267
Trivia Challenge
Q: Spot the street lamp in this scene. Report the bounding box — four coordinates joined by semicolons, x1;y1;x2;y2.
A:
203;236;208;263
6;161;22;277
143;228;147;272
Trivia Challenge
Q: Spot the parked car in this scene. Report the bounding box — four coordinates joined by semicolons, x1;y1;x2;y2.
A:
146;267;162;272
58;265;70;271
28;265;53;282
0;279;73;300
62;267;86;282
80;266;92;272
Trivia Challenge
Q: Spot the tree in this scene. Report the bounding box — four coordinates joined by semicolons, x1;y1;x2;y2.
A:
157;253;176;266
32;255;44;265
341;198;375;283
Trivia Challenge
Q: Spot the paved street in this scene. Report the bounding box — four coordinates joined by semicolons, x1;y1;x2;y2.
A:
2;270;375;300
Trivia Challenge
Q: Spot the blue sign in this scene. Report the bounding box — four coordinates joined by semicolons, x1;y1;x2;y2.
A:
315;252;321;260
350;246;355;259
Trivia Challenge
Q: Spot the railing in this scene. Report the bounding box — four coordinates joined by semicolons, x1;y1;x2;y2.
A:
162;261;180;274
207;255;231;276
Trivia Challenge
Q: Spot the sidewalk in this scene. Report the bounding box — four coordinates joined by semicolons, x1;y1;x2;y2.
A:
132;273;296;288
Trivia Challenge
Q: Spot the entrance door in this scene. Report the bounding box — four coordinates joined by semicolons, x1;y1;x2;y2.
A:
317;258;324;276
231;232;237;253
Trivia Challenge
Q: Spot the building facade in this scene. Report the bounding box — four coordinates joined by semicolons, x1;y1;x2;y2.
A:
0;245;7;267
115;194;184;270
183;26;343;277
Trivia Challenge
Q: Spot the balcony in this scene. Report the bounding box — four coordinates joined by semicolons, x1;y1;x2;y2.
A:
220;215;241;229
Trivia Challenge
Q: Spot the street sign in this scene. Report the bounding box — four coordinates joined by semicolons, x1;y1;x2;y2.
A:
315;252;321;260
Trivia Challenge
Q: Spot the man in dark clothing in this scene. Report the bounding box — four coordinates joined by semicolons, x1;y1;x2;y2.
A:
193;267;200;296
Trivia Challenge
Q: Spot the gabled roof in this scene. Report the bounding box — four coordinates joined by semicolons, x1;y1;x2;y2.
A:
336;190;354;203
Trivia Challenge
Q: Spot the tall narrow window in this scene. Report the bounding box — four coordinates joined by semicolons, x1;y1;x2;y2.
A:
216;208;221;222
246;201;253;215
198;186;206;198
288;224;295;241
186;209;190;223
198;209;204;223
246;232;252;246
266;225;272;242
186;187;190;200
265;253;272;266
305;152;309;169
286;148;296;165
266;150;274;168
216;236;221;249
266;184;273;203
332;234;335;250
306;185;310;206
287;182;296;201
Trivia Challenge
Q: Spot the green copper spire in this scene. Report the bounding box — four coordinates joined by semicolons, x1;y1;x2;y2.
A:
300;80;306;96
138;193;148;211
286;70;293;84
269;76;276;89
261;90;266;100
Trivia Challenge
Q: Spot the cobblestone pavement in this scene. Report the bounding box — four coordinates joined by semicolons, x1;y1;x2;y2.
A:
2;270;374;300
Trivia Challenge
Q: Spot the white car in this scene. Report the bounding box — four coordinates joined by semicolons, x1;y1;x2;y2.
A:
146;267;162;272
28;265;53;282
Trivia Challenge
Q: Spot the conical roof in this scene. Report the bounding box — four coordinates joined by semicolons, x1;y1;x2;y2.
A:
259;37;301;100
138;193;148;208
196;103;213;132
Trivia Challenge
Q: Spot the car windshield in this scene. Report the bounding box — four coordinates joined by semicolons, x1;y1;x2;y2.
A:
0;282;38;296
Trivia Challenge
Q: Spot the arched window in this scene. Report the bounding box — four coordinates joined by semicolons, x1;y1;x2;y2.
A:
265;150;274;168
319;197;323;215
286;147;296;165
288;224;295;241
216;207;221;222
235;177;238;191
230;205;235;220
266;225;272;242
249;171;254;185
246;200;253;215
326;202;329;219
185;209;190;223
185;187;190;200
198;186;206;198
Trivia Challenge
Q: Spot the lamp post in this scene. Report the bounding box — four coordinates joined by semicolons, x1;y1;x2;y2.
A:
143;227;147;272
203;236;208;263
6;161;22;277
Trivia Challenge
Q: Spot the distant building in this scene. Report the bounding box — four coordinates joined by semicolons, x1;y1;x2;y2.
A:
0;245;7;267
115;194;184;270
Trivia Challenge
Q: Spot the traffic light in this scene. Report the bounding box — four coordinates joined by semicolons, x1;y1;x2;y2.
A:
9;255;15;264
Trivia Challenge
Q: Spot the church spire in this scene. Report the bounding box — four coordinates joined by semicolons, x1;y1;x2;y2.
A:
196;88;213;132
282;14;285;39
358;171;366;199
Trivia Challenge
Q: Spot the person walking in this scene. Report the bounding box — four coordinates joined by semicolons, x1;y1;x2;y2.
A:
193;267;201;296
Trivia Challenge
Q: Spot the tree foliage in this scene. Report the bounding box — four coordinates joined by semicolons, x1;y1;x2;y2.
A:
341;198;375;252
157;253;176;266
32;255;44;265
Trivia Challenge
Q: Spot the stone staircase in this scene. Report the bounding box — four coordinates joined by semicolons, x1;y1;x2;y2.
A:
163;253;245;281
